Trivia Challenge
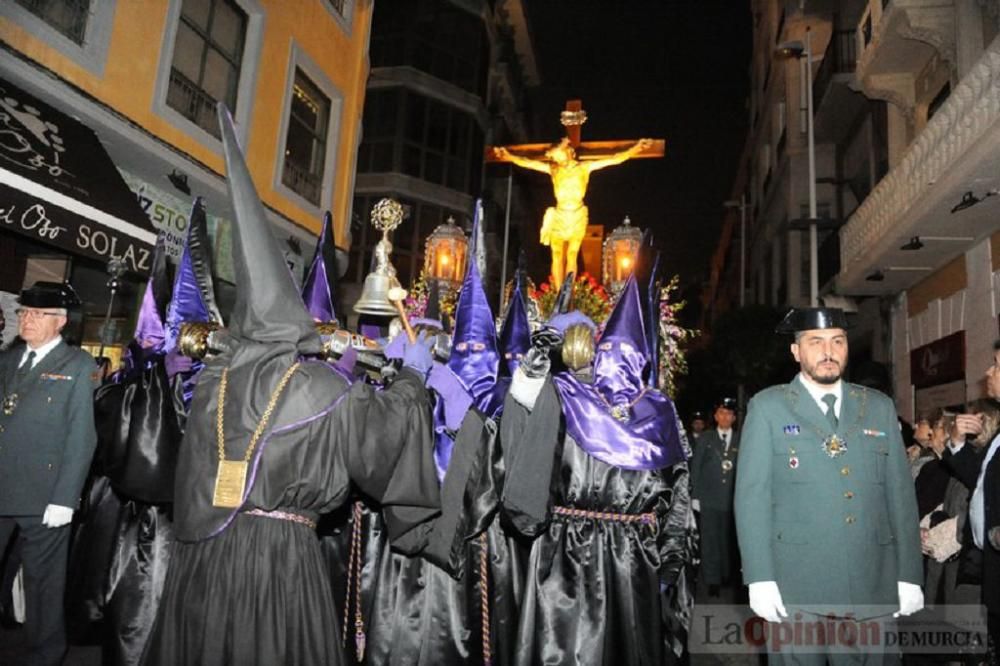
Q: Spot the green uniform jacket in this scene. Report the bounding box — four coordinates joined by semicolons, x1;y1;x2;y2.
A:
691;428;739;511
0;340;98;515
734;376;922;618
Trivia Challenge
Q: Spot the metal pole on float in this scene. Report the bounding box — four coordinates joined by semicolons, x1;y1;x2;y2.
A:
498;165;513;304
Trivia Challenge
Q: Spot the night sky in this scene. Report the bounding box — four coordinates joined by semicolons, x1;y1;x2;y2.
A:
518;2;752;299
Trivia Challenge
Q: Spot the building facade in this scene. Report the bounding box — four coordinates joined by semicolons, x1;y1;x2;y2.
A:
1;0;373;360
705;0;1000;420
345;0;539;316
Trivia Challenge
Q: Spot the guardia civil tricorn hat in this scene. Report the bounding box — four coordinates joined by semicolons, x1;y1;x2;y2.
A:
775;307;851;334
19;281;81;309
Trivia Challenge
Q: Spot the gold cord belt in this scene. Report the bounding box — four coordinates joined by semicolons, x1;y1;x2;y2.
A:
553;505;657;528
479;532;492;666
342;500;366;662
242;508;317;530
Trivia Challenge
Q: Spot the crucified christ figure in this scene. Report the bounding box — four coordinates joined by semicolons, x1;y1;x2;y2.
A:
492;137;653;286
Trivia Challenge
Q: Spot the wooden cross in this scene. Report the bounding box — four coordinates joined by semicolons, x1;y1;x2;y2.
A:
484;99;665;163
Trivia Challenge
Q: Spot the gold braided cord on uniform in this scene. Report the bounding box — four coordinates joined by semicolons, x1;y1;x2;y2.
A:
216;362;302;466
479;532;491;666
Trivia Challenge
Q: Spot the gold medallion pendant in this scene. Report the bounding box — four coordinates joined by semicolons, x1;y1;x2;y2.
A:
610;403;630;422
212;459;248;508
822;434;848;459
2;393;18;416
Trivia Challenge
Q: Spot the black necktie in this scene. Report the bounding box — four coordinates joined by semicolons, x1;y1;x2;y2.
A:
822;394;838;430
16;351;36;380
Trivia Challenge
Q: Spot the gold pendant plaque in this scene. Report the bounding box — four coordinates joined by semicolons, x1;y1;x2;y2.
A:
212;460;248;508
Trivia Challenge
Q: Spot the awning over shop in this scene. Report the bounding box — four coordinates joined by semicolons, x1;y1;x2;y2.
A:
0;77;156;273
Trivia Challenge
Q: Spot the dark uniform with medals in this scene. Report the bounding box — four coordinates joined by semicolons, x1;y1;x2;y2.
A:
735;308;922;665
0;282;97;666
690;397;740;590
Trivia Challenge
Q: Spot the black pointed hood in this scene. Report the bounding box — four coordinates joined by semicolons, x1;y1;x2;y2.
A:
552;271;575;316
217;104;320;352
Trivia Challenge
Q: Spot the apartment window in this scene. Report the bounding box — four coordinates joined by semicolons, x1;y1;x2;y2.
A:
282;70;331;206
167;0;247;138
13;0;90;44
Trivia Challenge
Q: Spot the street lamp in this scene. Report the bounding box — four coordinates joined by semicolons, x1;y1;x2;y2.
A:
723;196;748;307
423;215;468;289
776;28;818;306
602;216;643;295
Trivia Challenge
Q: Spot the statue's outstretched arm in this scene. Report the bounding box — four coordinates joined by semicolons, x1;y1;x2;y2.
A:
586;138;653;172
492;146;551;174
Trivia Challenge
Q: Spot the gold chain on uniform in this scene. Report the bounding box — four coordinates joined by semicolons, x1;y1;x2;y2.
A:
216;362;301;466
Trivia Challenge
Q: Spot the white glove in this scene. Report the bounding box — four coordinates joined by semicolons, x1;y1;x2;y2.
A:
41;504;74;528
894;581;924;617
748;581;788;622
510;366;546;412
691;499;701;513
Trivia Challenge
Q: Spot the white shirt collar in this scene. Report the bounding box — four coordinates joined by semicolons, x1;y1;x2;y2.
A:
797;372;843;418
21;335;63;366
717;428;733;438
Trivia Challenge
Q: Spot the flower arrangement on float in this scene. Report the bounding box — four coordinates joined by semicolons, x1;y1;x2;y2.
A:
657;274;699;398
529;272;612;324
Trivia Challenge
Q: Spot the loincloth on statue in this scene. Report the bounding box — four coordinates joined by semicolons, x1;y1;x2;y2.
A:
540;205;588;246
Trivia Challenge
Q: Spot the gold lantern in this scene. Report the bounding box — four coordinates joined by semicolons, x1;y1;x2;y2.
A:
423;216;468;289
602;216;642;294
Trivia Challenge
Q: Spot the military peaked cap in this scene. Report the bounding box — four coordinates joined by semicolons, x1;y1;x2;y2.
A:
775;307;850;334
716;397;738;412
19;281;82;309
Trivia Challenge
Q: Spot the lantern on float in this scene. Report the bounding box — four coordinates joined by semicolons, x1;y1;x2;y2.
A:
602;216;642;294
423;215;468;289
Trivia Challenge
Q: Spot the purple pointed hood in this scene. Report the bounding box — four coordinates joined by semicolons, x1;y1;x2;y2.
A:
164;198;215;353
498;281;530;376
594;274;649;406
447;200;500;414
133;233;170;351
302;211;336;323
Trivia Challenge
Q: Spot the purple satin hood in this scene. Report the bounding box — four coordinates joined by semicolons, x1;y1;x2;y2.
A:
552;372;686;470
548;274;685;470
301;211;336;323
447;200;500;417
498;282;530;376
594;274;649;406
164;207;212;354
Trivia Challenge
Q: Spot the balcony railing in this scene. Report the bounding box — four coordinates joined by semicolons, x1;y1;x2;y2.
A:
282;158;322;206
167;69;221;138
813;29;857;108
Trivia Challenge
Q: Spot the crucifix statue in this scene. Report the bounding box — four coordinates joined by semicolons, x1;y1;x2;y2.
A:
486;100;665;286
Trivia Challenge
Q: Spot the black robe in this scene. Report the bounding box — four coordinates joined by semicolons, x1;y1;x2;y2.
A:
500;379;695;666
141;347;440;666
363;409;526;665
67;351;185;665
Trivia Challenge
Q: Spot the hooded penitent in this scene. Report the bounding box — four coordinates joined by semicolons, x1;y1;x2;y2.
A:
163;198;221;353
498;266;530;377
551;274;686;470
302;211;338;324
446;200;501;416
133;233;172;356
